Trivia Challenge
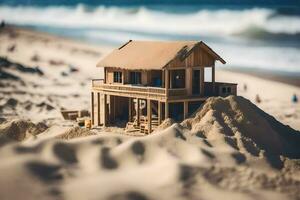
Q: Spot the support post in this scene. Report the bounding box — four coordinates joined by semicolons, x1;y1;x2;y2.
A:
91;92;94;125
165;69;169;96
162;70;165;88
136;98;140;126
103;94;107;126
184;101;188;120
186;67;192;95
97;92;100;126
147;99;152;133
158;101;162;125
104;68;106;83
212;63;215;95
200;67;205;96
165;102;169;119
111;95;115;121
128;98;132;122
169;70;173;89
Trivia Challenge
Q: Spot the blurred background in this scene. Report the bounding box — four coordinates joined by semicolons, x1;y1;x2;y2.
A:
0;0;300;75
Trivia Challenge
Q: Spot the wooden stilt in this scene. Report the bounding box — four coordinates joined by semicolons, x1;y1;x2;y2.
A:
184;101;188;119
165;102;169;119
212;64;215;95
112;95;115;121
186;67;192;95
169;70;173;89
103;94;107;126
97;92;100;126
158;101;162;124
165;69;169;96
91;92;94;126
136;98;140;126
147;99;152;133
162;70;165;88
128;98;132;122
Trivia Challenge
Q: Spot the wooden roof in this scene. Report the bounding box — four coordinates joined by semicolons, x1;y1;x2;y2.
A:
97;40;225;70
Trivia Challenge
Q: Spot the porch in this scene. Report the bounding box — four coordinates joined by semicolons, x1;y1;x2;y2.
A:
92;79;237;100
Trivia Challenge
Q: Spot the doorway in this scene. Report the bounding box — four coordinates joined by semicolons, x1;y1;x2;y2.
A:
192;69;200;95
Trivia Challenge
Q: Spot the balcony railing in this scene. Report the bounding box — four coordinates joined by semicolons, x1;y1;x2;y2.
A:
92;79;167;99
92;79;237;99
167;88;187;96
204;82;237;96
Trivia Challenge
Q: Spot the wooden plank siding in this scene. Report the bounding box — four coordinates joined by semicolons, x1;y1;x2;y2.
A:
166;45;215;69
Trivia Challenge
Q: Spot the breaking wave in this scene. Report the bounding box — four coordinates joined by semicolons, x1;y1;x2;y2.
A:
0;5;300;38
1;4;300;73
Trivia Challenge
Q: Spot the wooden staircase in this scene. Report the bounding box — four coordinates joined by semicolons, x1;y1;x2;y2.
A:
125;100;160;134
126;115;159;134
139;115;158;134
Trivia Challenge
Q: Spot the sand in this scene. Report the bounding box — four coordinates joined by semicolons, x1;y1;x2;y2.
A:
217;70;300;131
0;25;299;130
0;25;300;200
0;96;300;200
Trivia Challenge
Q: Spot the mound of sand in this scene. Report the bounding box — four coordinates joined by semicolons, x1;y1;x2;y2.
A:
0;119;48;141
0;96;299;200
156;118;175;130
55;126;96;140
182;96;300;158
0;57;44;76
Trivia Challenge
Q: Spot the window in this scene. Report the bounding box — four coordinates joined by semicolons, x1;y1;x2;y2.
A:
222;87;226;93
113;71;122;83
204;68;212;82
130;72;141;85
171;69;185;88
227;87;231;93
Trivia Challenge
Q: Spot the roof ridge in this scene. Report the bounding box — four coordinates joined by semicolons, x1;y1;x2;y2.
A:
118;40;132;50
128;40;199;43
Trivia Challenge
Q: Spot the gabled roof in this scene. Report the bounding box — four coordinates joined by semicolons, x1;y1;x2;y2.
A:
97;40;225;70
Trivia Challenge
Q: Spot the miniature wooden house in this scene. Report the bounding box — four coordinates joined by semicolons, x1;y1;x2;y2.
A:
91;40;237;133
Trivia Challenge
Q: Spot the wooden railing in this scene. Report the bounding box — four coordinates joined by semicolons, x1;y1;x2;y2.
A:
168;88;187;96
92;79;236;99
215;82;237;96
92;79;104;87
92;79;167;99
205;82;237;96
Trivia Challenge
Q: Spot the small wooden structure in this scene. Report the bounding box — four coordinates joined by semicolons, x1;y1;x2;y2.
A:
91;40;237;133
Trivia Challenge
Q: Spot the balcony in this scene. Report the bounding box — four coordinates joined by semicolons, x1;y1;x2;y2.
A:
204;82;237;96
92;79;167;100
92;79;237;101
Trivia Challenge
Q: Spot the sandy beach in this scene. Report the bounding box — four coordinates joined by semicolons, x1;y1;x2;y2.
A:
0;26;300;200
1;25;299;130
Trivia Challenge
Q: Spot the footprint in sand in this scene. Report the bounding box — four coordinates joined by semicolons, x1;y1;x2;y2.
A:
100;147;118;170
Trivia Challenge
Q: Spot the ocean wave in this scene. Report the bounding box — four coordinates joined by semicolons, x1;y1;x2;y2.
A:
0;5;300;37
84;29;300;72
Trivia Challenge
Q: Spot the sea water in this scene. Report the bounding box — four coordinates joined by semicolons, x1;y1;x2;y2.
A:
0;0;299;73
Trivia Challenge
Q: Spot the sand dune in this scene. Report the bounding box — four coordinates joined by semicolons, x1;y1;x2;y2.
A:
0;119;47;143
0;26;300;200
0;96;300;200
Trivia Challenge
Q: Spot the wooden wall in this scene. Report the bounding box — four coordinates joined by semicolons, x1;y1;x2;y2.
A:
166;45;215;68
105;67;154;86
105;68;116;84
109;95;129;122
104;45;216;87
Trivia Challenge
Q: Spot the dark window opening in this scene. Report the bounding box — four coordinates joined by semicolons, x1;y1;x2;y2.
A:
227;87;231;93
171;69;185;89
113;71;122;83
188;101;203;115
151;70;162;87
222;87;226;93
192;70;200;95
169;102;184;121
130;72;142;85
